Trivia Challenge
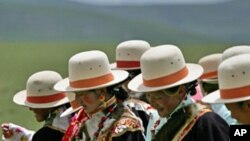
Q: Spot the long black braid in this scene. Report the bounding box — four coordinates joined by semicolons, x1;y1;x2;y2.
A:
106;79;129;101
184;80;198;96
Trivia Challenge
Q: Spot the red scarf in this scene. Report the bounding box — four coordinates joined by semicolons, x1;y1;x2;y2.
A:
61;108;89;141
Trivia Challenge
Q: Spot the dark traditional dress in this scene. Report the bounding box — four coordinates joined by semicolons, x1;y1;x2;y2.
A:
77;96;145;141
94;107;145;141
32;106;71;141
123;96;170;141
65;96;145;141
123;98;157;134
152;103;230;141
32;127;65;141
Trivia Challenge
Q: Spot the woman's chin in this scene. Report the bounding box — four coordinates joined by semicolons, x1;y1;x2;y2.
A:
34;115;44;122
157;110;167;118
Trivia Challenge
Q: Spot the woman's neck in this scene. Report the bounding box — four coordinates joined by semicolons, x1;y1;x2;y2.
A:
89;96;117;116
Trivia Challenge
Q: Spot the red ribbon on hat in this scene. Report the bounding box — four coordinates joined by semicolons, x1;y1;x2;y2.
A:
116;61;140;68
143;66;189;87
26;92;66;104
70;73;114;88
200;71;217;79
220;85;250;99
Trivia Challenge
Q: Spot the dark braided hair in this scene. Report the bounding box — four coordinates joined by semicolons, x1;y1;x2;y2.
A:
236;101;245;108
161;80;198;96
106;79;129;101
106;69;141;101
184;80;198;96
127;69;141;80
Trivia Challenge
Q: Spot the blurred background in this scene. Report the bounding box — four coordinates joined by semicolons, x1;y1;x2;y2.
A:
1;0;250;133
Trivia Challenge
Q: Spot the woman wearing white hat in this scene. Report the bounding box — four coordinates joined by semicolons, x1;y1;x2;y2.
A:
1;71;71;141
128;45;230;141
54;50;145;141
222;45;250;61
198;53;237;125
111;40;165;141
202;54;250;124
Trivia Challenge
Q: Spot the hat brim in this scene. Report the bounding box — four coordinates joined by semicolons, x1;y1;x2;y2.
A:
202;90;250;103
110;63;140;70
54;70;128;92
201;78;218;84
13;90;69;108
60;106;83;118
128;63;203;92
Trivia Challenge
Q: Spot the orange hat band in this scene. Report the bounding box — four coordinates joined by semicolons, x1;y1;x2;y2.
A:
70;73;114;88
220;85;250;99
116;61;140;68
26;92;66;104
70;100;81;109
200;71;217;79
143;66;188;87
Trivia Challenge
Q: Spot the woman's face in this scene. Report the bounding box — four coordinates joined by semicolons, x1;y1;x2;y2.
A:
75;90;102;114
225;100;250;124
146;86;184;117
29;107;53;122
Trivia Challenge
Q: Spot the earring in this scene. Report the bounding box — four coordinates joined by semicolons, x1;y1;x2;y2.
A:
99;95;106;107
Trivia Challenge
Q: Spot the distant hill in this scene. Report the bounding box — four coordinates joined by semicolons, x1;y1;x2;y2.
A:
0;0;250;45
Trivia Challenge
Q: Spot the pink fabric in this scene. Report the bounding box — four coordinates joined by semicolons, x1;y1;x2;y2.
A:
192;85;203;101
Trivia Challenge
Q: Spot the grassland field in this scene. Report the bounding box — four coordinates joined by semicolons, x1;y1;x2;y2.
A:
0;41;231;134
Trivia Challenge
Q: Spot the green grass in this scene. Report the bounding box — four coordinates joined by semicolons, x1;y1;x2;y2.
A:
0;41;230;132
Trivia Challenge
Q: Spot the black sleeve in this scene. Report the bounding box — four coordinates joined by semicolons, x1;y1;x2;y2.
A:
32;127;64;141
184;112;230;141
130;107;149;135
112;131;145;141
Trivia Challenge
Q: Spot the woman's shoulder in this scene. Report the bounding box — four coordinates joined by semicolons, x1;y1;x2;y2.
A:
32;126;64;141
111;107;144;137
196;111;230;127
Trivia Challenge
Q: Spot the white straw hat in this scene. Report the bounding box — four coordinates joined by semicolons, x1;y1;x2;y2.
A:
13;71;69;108
222;45;250;61
110;40;151;70
198;53;222;84
54;50;129;92
128;45;203;92
60;93;82;117
202;54;250;103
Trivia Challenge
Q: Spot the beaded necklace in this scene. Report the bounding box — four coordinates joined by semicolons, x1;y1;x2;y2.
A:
73;96;117;141
93;103;117;139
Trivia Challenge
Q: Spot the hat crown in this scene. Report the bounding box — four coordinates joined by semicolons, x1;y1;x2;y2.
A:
219;54;250;89
141;45;186;80
26;71;62;97
116;40;150;61
222;45;250;61
198;53;222;79
128;44;203;92
69;50;111;81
